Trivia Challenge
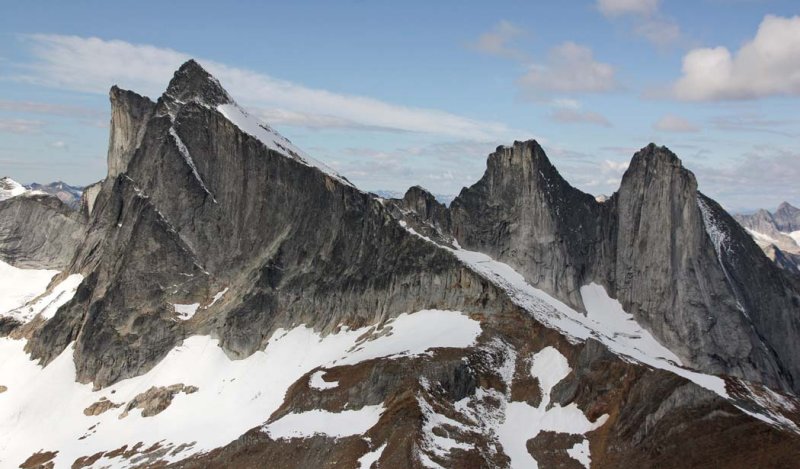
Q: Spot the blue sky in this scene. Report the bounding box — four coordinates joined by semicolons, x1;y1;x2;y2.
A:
1;0;798;211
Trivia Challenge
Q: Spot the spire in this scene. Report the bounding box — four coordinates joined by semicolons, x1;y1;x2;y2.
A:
164;59;232;106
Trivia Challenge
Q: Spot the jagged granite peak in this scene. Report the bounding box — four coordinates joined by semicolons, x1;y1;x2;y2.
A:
774;201;800;232
444;141;800;393
450;139;607;309
107;86;156;179
163;59;232;108
26;62;508;388
400;185;451;231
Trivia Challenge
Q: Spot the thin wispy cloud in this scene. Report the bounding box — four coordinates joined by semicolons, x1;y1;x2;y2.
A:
0;119;44;134
0;100;105;118
597;0;682;47
653;114;700;133
468;21;528;61
11;34;519;141
709;113;797;137
548;97;612;127
597;0;659;17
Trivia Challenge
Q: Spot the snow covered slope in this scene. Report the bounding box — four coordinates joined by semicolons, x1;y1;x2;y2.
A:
0;177;43;201
0;310;480;468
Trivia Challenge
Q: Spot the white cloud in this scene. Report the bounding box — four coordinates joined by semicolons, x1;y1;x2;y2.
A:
49;141;68;149
597;0;681;46
672;15;800;100
653;114;700;132
14;34;517;140
468;21;528;61
0;119;43;134
518;42;619;95
597;0;659;17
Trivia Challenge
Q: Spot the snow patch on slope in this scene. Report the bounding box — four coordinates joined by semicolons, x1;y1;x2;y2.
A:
309;370;338;390
217;103;353;188
580;283;682;364
0;309;480;468
358;442;387;469
173;303;200;320
0;177;29;201
7;273;84;322
496;346;608;469
0;260;58;318
264;405;384;440
745;228;780;246
789;231;800;246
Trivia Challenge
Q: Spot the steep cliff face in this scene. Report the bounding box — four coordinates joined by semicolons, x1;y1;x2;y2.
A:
27;60;509;387
107;86;156;179
612;146;789;389
449;141;613;309
440;142;800;393
0;188;85;269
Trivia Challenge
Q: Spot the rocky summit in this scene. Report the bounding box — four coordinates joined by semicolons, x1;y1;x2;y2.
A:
1;61;800;469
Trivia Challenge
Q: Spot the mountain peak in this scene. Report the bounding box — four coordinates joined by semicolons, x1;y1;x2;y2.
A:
622;143;691;188
777;201;798;213
164;59;232;106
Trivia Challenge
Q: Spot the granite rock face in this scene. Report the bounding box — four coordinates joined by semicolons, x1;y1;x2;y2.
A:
441;141;800;393
107;86;156;179
27;60;510;387
449;141;612;309
0;192;86;269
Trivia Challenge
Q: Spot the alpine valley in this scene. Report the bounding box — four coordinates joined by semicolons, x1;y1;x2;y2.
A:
1;61;799;469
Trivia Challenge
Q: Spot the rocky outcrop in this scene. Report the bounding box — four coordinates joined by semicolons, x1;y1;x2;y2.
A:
119;384;198;418
78;180;102;218
0;192;86;269
83;397;122;416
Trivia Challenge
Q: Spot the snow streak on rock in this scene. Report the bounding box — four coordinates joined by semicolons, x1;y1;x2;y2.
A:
0;260;58;318
168;126;216;203
217;103;353;188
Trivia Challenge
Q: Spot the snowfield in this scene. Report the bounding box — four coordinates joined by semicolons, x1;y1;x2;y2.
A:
0;309;481;468
0;260;59;317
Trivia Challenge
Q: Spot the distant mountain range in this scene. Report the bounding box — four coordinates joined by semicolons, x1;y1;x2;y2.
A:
735;202;800;273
